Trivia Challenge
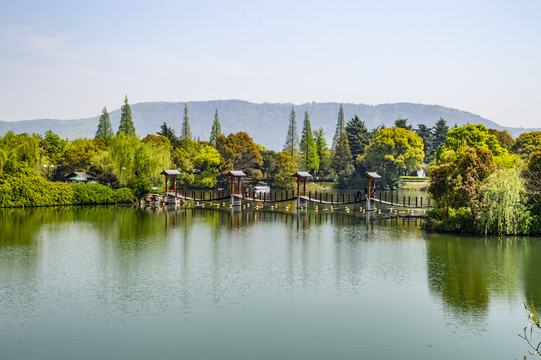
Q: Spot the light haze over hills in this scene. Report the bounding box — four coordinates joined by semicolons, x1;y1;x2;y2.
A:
0;100;537;151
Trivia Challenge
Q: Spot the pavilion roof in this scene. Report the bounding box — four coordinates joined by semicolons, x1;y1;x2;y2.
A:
227;170;247;177
292;171;313;179
363;171;381;179
161;169;181;176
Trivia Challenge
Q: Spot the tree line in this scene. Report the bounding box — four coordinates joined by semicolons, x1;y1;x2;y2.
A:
1;95;541;236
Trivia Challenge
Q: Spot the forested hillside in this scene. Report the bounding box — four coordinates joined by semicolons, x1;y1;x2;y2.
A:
1;100;537;150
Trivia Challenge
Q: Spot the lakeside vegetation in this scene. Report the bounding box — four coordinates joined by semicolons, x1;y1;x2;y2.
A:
1;96;540;235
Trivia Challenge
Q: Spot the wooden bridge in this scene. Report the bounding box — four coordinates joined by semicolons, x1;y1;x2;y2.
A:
162;169;432;210
165;190;431;209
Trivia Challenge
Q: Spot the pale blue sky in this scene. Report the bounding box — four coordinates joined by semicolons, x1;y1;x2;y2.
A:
0;0;539;128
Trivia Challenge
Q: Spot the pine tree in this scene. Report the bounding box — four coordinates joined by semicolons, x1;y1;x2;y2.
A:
332;131;352;174
394;118;413;130
432;117;449;151
180;103;192;142
332;104;345;150
209;109;222;146
157;122;178;147
346;115;371;159
415;124;434;161
283;106;299;156
299;111;319;172
117;95;136;136
95;106;114;144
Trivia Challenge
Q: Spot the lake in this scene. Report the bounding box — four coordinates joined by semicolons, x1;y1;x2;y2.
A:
0;205;539;359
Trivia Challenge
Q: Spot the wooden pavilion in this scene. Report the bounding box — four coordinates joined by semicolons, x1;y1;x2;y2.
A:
161;169;181;194
292;171;313;196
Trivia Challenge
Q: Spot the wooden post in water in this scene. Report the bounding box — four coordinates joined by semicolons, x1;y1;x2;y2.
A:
403;196;405;206
415;197;418;208
408;196;410;206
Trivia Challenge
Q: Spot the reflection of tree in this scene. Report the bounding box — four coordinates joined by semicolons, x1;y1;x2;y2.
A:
426;235;527;315
522;239;541;310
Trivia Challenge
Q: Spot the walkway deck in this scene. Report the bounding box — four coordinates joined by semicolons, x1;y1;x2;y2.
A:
166;192;431;209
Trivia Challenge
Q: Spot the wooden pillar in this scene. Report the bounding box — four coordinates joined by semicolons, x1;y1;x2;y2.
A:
165;175;169;193
173;175;177;194
297;178;300;197
303;178;307;196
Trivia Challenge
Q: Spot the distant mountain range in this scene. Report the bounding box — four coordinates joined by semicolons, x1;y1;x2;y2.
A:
1;100;538;151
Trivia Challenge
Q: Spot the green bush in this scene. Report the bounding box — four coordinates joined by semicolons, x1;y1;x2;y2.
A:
0;169;136;208
426;207;476;233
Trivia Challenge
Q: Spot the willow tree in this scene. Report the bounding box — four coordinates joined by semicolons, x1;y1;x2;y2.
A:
477;168;528;235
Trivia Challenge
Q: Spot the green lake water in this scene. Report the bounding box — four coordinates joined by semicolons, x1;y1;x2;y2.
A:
0;205;539;359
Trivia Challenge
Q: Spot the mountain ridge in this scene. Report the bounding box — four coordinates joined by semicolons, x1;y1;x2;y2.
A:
0;100;537;151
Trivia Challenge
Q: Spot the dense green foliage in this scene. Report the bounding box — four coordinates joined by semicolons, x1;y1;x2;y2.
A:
346;115;371;159
362;127;424;190
428;125;541;235
3;99;540;233
0;168;135;207
511;131;541;159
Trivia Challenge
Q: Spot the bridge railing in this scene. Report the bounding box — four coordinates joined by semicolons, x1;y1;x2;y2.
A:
169;189;432;208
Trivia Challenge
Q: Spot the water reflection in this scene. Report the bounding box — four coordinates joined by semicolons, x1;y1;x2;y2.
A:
0;206;540;359
425;234;532;314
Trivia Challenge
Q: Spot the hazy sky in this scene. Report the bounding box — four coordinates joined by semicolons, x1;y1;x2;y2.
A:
0;0;539;128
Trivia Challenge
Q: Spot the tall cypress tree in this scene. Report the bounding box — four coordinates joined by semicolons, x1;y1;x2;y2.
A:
332;131;352;174
332;104;345;150
209;109;222;146
95;106;114;144
117;95;136;136
299;111;319;172
283;106;299;156
180;103;192;142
